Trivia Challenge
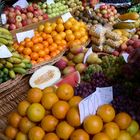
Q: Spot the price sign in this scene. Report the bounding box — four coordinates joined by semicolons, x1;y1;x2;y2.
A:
0;45;12;58
121;53;129;63
13;0;28;8
83;47;93;64
1;14;7;24
46;0;54;5
61;12;72;22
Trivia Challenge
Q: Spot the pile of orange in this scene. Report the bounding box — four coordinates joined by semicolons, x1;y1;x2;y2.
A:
5;83;139;140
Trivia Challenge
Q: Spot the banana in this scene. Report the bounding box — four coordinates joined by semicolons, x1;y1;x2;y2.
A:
0;27;11;35
13;67;27;74
0;34;12;40
0;38;8;45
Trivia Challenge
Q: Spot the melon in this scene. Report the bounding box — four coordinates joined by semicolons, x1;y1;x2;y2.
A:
29;65;61;89
55;71;80;87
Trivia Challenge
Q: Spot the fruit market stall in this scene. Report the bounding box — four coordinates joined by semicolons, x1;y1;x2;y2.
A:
0;0;140;140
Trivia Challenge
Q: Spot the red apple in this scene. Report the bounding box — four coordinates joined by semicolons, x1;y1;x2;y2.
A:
4;10;9;15
33;10;39;17
113;9;117;14
110;6;115;11
8;12;16;18
100;5;107;10
112;51;119;56
16;15;22;22
9;24;16;30
8;18;16;24
27;12;34;19
97;13;102;17
107;9;111;13
16;22;22;28
15;5;21;11
9;7;15;12
26;19;32;24
32;17;38;23
27;5;34;12
22;20;27;26
32;3;39;10
15;9;21;15
37;9;43;16
21;8;27;14
38;16;43;21
21;14;27;20
43;14;48;20
103;14;109;18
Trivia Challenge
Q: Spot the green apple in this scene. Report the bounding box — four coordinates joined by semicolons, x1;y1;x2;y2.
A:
127;120;139;136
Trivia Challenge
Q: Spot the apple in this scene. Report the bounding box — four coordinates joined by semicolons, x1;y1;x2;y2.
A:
110;6;115;10
109;17;114;22
100;5;107;10
103;14;109;18
16;22;22;28
22;20;27;26
15;5;21;11
16;15;22;22
8;18;16;24
26;19;32;24
9;24;16;30
113;9;117;14
127;120;139;136
8;12;16;18
27;12;34;19
33;10;39;17
42;3;47;8
27;5;34;12
38;16;43;21
112;51;119;56
4;24;9;29
21;8;27;14
9;7;15;12
101;10;107;14
32;3;39;10
97;13;102;17
107;9;111;13
4;10;9;15
15;9;21;15
32;17;38;23
38;9;43;16
21;14;27;20
43;14;48;20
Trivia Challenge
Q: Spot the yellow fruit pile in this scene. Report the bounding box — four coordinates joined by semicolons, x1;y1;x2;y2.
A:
38;17;89;47
4;84;140;140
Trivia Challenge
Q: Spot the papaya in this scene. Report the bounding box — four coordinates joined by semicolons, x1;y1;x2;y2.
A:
119;12;139;21
113;22;135;29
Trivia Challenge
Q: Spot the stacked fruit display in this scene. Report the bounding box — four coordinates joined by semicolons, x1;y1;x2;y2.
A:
38;2;69;18
4;83;140;140
3;4;48;30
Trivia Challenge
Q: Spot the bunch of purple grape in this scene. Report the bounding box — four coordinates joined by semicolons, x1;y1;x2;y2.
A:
75;72;110;98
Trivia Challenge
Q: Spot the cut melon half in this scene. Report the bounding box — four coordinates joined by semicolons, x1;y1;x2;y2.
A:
29;65;61;89
55;71;81;87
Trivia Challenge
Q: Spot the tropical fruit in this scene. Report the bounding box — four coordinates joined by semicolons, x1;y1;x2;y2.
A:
29;65;61;89
55;71;80;87
92;132;111;140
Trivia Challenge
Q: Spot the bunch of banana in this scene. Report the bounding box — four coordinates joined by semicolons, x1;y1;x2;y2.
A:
0;27;13;46
0;48;32;83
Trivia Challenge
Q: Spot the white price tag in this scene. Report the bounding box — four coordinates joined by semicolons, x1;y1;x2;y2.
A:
1;14;7;24
16;30;34;43
123;20;136;23
61;12;72;22
121;53;129;63
94;3;105;10
13;0;28;8
46;0;54;5
83;47;93;64
79;86;113;123
0;45;12;58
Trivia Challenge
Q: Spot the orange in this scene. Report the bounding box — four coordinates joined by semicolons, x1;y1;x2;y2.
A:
56;24;64;32
74;31;81;39
27;88;43;103
17;100;30;116
69;96;82;107
114;112;132;130
51;23;57;30
23;48;32;55
8;112;21;128
19;117;35;134
51;31;58;37
133;130;140;140
49;45;57;52
27;103;45;122
26;41;33;48
80;37;87;44
70;129;89;140
103;122;120;139
56;83;74;101
53;34;62;42
45;22;51;27
52;100;70;119
58;46;63;51
83;115;103;134
15;132;27;140
65;30;73;35
37;43;44;50
79;21;86;28
117;130;132;140
55;50;60;55
38;24;45;32
97;104;116;123
44;47;49;55
59;32;66;39
43;86;56;94
71;24;80;32
56;121;74;139
5;126;18;139
66;34;75;42
47;37;53;44
31;60;37;65
41;92;58;110
24;55;31;60
32;36;39;44
66;107;81;127
37;57;45;63
56;18;63;24
41;115;58;132
25;37;31;42
17;45;24;53
92;132;111;140
64;21;72;29
61;40;67;46
38;50;46;57
43;133;59;140
44;26;52;34
32;44;41;52
69;17;77;24
20;41;26;46
41;33;48;40
30;52;39;60
28;126;45;140
42;41;49;47
50;52;57;58
44;55;51;61
38;37;43;43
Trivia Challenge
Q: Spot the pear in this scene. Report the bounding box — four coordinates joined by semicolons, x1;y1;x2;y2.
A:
73;53;85;64
87;53;102;64
75;63;87;73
